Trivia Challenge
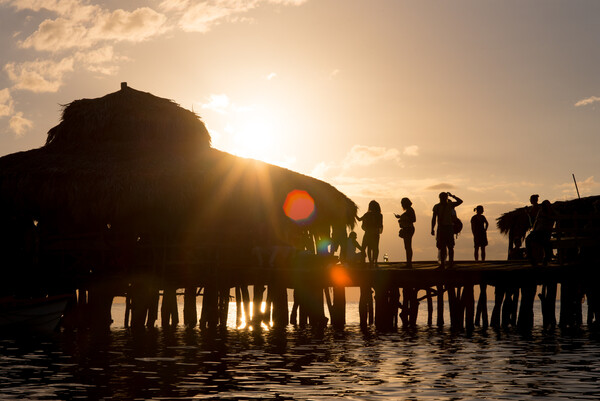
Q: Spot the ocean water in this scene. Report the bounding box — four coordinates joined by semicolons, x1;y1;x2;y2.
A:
1;300;600;400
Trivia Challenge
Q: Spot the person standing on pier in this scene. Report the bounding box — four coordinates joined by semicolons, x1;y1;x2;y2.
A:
470;205;489;261
395;197;416;268
357;200;383;267
526;199;556;266
431;192;463;269
527;194;540;229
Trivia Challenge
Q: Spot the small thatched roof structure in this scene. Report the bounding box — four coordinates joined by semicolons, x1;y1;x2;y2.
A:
497;195;600;237
0;84;357;247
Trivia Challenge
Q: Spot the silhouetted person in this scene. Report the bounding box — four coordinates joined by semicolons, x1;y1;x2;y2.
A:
470;205;489;261
526;199;556;266
343;231;363;263
431;192;463;269
357;200;383;267
527;194;540;229
395;197;416;268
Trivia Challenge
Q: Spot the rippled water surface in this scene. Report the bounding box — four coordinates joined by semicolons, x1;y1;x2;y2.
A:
2;302;600;400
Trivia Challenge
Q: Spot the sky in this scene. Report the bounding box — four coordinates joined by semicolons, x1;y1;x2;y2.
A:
1;0;599;263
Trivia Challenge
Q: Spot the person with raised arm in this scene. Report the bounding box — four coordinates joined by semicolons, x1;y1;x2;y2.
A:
431;192;463;269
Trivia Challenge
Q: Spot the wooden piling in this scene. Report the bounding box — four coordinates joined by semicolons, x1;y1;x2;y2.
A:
539;282;557;330
331;286;346;328
463;284;475;331
517;284;537;331
183;286;197;327
436;284;445;327
161;285;179;327
475;283;488;328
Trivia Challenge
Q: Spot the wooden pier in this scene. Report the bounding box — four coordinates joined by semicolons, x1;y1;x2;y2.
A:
107;257;598;333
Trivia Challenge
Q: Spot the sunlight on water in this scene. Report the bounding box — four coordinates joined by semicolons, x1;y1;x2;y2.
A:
1;300;599;400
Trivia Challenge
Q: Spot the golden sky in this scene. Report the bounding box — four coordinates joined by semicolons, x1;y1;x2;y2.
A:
1;0;599;261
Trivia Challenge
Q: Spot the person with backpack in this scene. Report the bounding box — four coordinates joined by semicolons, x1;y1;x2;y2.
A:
431;192;463;269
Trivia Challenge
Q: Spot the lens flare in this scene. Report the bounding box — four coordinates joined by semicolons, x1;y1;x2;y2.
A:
283;189;315;224
330;265;352;287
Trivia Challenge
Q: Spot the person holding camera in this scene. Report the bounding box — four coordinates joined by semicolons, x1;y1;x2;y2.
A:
395;197;416;268
431;192;463;269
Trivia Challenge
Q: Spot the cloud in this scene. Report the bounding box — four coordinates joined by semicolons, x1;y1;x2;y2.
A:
75;45;124;75
91;8;167;43
556;175;599;197
575;96;600;107
4;0;99;21
171;0;257;33
403;145;419;156
9;112;33;136
5;57;74;92
19;6;167;51
329;69;340;79
343;145;401;168
266;72;277;80
20;17;91;51
425;183;456;191
162;0;308;33
201;94;231;113
0;89;14;118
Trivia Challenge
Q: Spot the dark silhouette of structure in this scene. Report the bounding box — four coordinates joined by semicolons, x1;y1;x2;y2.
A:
0;83;357;330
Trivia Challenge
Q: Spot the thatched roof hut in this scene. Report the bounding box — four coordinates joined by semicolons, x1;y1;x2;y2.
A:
496;195;600;257
0;84;357;279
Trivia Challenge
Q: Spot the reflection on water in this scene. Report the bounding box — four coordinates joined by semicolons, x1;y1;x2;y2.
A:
1;303;600;400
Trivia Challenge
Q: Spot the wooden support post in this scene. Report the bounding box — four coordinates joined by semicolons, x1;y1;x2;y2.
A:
392;287;400;328
359;285;372;327
559;282;583;329
475;283;488;328
147;286;160;328
235;287;242;327
241;286;251;325
217;286;230;327
517;284;537;331
374;284;388;330
332;285;346;329
290;290;300;325
586;285;599;327
88;281;114;330
539;282;557;330
200;285;219;329
270;283;288;328
409;288;419;326
130;281;149;330
490;285;504;328
124;291;131;328
183;286;197;327
400;287;418;327
252;284;265;326
447;286;464;330
464;284;475;332
324;287;334;323
161;285;179;327
427;288;434;326
78;287;89;328
436;284;445;327
501;287;519;327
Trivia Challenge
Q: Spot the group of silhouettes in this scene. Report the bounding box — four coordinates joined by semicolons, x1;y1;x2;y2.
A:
344;192;490;269
347;192;558;268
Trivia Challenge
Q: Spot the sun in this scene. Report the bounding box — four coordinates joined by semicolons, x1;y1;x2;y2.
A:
224;104;292;167
232;117;275;160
